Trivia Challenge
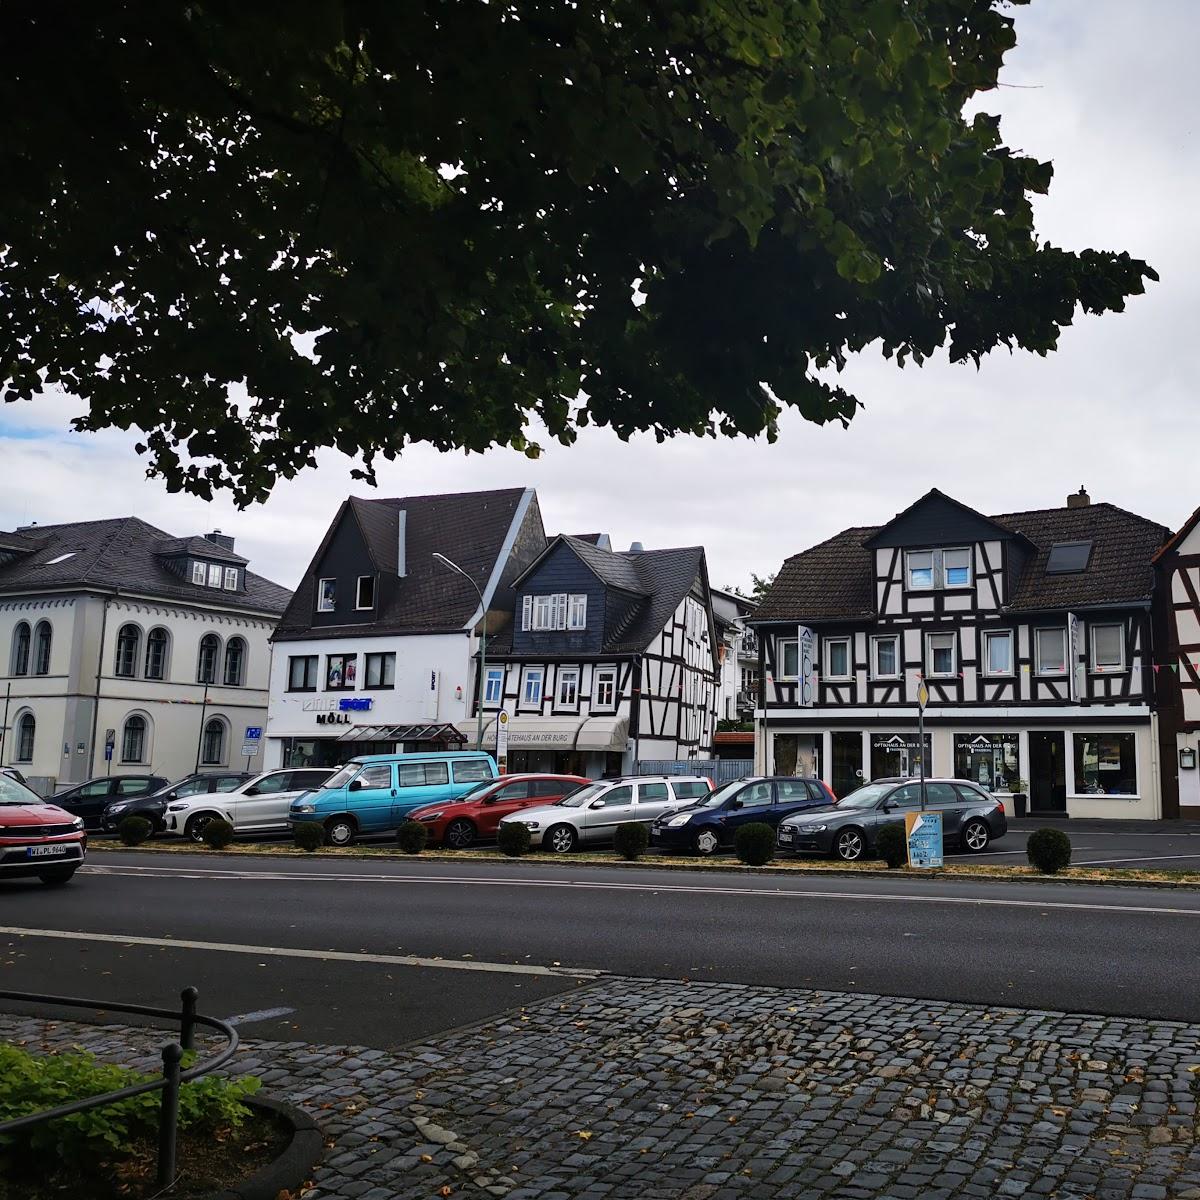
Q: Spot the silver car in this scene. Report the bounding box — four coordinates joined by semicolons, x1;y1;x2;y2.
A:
499;775;713;853
164;767;334;842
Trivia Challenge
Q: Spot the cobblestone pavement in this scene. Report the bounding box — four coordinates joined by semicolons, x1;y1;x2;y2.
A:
5;978;1200;1199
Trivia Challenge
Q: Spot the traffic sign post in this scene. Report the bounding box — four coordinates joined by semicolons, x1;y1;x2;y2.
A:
496;710;509;775
104;728;116;774
243;726;262;770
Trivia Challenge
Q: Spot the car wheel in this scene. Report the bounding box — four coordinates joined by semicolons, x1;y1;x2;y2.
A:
833;827;866;862
325;816;356;847
38;868;77;885
962;819;990;854
185;813;216;843
546;824;578;854
444;819;476;850
692;828;720;856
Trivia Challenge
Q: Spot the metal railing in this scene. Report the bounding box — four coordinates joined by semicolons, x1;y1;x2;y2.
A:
0;986;239;1188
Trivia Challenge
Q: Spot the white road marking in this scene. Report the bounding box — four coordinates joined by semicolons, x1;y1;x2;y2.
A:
1072;853;1200;866
75;863;1200;917
224;1005;296;1026
0;926;603;979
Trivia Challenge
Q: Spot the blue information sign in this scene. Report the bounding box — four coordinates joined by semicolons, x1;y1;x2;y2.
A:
904;811;944;868
244;726;262;740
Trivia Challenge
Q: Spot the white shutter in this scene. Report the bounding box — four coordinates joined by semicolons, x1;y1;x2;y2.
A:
522;595;532;630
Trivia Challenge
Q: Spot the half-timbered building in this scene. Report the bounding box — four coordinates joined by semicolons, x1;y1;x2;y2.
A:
481;536;719;777
752;489;1170;819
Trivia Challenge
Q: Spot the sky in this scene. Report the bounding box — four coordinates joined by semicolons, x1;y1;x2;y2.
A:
1;0;1195;595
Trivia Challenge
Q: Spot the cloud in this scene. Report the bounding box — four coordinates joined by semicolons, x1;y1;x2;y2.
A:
1;0;1193;594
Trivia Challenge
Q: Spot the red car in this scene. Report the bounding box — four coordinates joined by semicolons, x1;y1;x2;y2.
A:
410;773;590;849
0;773;87;885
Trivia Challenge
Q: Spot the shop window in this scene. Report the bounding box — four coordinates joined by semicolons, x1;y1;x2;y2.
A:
954;733;1020;792
325;654;357;690
870;733;931;780
1073;732;1137;796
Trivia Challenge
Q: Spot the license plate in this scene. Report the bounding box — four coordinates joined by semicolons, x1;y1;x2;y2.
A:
778;829;793;841
27;845;68;859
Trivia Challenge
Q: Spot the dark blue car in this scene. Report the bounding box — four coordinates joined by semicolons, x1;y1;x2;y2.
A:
649;776;838;856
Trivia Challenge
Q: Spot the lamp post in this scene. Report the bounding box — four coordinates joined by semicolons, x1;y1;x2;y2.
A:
433;553;487;752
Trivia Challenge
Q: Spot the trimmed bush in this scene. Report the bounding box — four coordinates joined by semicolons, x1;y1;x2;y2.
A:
116;815;152;847
293;821;325;852
396;820;429;855
497;821;531;858
875;823;907;869
613;821;649;861
1027;827;1072;874
200;817;235;850
734;822;776;866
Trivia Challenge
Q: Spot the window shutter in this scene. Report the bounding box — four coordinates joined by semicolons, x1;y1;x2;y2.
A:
522;595;532;630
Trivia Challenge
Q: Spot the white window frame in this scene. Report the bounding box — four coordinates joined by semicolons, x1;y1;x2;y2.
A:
824;636;851;681
356;575;376;610
870;634;900;680
942;547;972;588
905;550;934;590
223;567;238;591
925;632;957;678
983;630;1014;677
533;596;553;630
1035;627;1068;676
594;666;618;709
191;562;206;585
556;666;580;708
317;578;336;612
207;563;222;588
521;667;544;706
568;594;587;630
484;667;504;705
778;638;799;680
521;595;533;630
1090;623;1125;673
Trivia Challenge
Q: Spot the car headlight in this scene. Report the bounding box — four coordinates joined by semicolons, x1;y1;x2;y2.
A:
797;825;827;833
72;817;85;830
667;814;692;827
417;811;443;822
107;802;129;815
291;803;316;814
523;821;540;830
167;803;189;812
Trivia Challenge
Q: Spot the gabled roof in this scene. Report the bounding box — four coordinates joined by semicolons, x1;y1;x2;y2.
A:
754;499;1170;623
155;535;248;565
510;534;648;595
1153;505;1198;562
863;488;1020;549
0;517;290;613
273;488;540;639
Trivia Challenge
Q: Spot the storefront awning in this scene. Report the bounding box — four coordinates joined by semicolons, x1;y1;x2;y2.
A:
334;722;467;745
481;715;630;753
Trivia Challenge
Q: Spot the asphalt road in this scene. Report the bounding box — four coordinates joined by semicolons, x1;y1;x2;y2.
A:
2;847;1199;1046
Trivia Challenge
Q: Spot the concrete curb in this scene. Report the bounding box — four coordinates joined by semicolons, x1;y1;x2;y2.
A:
203;1093;323;1200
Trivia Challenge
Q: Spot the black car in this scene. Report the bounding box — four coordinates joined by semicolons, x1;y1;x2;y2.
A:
777;778;1007;862
52;774;170;831
100;772;254;833
650;776;839;856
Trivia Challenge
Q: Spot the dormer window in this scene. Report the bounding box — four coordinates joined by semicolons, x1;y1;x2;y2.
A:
207;563;222;588
522;593;588;631
906;548;971;590
317;578;336;612
192;562;206;585
356;575;376;610
223;567;238;591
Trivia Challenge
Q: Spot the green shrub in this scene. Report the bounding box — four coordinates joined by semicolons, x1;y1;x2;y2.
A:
292;821;325;852
875;823;907;869
734;822;776;866
200;817;234;850
1027;827;1072;874
396;820;428;854
497;821;531;858
116;815;152;847
613;822;649;861
0;1043;260;1162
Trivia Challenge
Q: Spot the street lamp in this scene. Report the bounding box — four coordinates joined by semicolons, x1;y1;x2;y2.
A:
432;553;487;752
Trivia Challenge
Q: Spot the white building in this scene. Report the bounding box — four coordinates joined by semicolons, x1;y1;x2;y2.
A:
710;586;758;723
264;488;545;769
0;520;290;792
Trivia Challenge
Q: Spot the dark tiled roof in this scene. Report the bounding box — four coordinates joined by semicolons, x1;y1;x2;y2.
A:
753;502;1170;623
155;535;247;565
563;535;647;595
273;488;536;639
0;517;290;613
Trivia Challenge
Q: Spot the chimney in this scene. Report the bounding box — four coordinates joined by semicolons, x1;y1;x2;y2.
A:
628;541;644;553
595;533;612;552
397;510;407;577
1067;486;1091;510
204;529;236;552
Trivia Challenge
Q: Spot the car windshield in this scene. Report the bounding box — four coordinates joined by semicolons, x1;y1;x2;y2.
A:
322;762;362;790
0;774;40;806
557;783;608;808
454;780;497;802
836;783;894;810
689;780;753;810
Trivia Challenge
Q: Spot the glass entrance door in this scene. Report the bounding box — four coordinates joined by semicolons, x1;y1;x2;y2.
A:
1029;731;1067;812
831;732;864;800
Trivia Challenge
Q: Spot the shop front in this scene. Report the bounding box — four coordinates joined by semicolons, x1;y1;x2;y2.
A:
483;714;631;779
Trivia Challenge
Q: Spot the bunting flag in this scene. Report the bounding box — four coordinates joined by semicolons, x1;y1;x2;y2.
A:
1153;664;1160;673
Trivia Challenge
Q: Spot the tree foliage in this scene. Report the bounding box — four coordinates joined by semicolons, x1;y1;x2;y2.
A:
0;1;1155;503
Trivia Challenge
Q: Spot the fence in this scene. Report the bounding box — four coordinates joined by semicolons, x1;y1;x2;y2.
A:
635;759;754;785
0;986;238;1188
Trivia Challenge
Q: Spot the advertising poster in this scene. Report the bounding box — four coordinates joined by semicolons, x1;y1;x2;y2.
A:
904;810;944;868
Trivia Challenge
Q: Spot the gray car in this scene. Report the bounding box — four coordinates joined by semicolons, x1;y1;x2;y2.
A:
777;778;1008;862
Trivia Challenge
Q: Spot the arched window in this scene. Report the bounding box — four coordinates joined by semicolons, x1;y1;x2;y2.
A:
34;621;52;675
223;637;246;687
121;714;147;763
145;628;169;680
15;712;35;762
197;634;220;684
11;622;30;675
201;717;227;765
114;624;141;677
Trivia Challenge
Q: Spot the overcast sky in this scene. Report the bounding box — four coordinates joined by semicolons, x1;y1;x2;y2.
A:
1;0;1194;595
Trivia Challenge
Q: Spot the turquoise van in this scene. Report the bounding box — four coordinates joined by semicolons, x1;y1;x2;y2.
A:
288;751;497;846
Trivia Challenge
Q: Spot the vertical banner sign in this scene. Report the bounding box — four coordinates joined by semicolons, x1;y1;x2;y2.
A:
1067;613;1084;702
104;728;115;764
496;709;510;775
798;626;815;706
905;810;944;868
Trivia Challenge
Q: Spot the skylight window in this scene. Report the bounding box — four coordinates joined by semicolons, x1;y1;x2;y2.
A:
1046;540;1093;574
44;553;75;565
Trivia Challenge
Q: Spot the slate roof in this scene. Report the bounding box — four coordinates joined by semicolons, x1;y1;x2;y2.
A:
561;535;648;595
273;488;534;640
0;517;291;613
753;502;1171;623
155;535;248;565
